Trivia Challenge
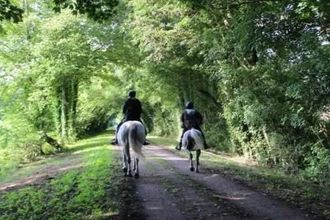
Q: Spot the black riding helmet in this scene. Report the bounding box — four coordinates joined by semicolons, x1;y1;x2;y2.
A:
185;101;194;109
128;90;136;98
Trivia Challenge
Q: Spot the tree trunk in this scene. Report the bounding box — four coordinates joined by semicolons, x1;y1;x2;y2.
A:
60;85;67;142
68;79;78;138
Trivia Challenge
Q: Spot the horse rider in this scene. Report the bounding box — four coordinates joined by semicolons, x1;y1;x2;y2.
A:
176;101;208;150
111;90;149;145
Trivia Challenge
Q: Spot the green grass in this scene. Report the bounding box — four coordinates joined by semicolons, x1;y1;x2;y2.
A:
149;136;330;219
0;132;125;219
0;148;24;181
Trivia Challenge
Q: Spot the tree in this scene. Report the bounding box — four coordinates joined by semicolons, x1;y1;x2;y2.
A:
0;0;23;23
1;0;119;23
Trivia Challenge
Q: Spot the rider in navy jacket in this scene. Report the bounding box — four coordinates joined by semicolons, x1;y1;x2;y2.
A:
176;102;207;150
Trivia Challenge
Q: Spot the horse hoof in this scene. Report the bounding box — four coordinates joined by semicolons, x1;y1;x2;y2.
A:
196;169;199;173
190;167;195;172
122;168;127;173
127;172;133;177
134;173;139;179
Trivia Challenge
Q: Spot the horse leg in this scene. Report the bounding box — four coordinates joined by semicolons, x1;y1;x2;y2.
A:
134;158;139;179
133;156;136;172
124;145;132;177
196;150;201;173
189;152;195;172
122;148;128;174
126;152;132;177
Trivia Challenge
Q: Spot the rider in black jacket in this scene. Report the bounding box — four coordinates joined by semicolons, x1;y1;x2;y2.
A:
111;90;149;145
123;90;142;121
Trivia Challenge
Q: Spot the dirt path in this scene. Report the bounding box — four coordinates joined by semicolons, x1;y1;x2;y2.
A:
114;144;316;220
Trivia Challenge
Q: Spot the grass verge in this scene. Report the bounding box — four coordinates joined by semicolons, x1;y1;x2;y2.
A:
0;132;127;219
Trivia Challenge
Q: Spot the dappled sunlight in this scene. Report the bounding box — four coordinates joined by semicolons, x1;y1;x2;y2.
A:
0;0;328;217
146;206;163;210
146;155;187;162
199;151;257;167
164;156;186;161
217;195;246;201
84;211;120;219
144;145;166;150
152;152;171;157
153;142;258;168
0;163;84;192
203;158;243;166
68;140;110;153
149;137;258;166
204;174;220;178
148;136;178;147
72;145;109;154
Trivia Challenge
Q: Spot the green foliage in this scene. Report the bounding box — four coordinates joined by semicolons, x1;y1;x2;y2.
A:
0;0;329;185
0;148;22;177
0;0;23;23
171;0;330;181
75;76;122;136
1;0;119;24
1;5;133;145
302;143;330;184
52;0;119;21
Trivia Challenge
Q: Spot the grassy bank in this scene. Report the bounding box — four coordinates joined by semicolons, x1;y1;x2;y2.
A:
0;132;127;219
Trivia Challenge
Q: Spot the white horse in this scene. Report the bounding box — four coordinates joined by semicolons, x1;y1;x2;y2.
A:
182;128;205;173
117;120;145;178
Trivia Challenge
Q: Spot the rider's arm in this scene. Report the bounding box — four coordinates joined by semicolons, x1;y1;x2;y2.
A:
196;111;203;125
123;100;128;114
180;112;185;123
137;100;142;115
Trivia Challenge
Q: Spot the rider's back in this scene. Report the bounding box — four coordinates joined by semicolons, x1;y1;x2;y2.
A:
183;109;202;129
123;98;142;120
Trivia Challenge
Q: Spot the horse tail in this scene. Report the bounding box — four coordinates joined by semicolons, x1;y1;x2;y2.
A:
192;129;204;149
183;128;204;150
129;123;145;158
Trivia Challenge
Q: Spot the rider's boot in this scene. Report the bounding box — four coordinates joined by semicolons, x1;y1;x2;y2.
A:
204;141;209;149
110;138;118;145
175;142;182;150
